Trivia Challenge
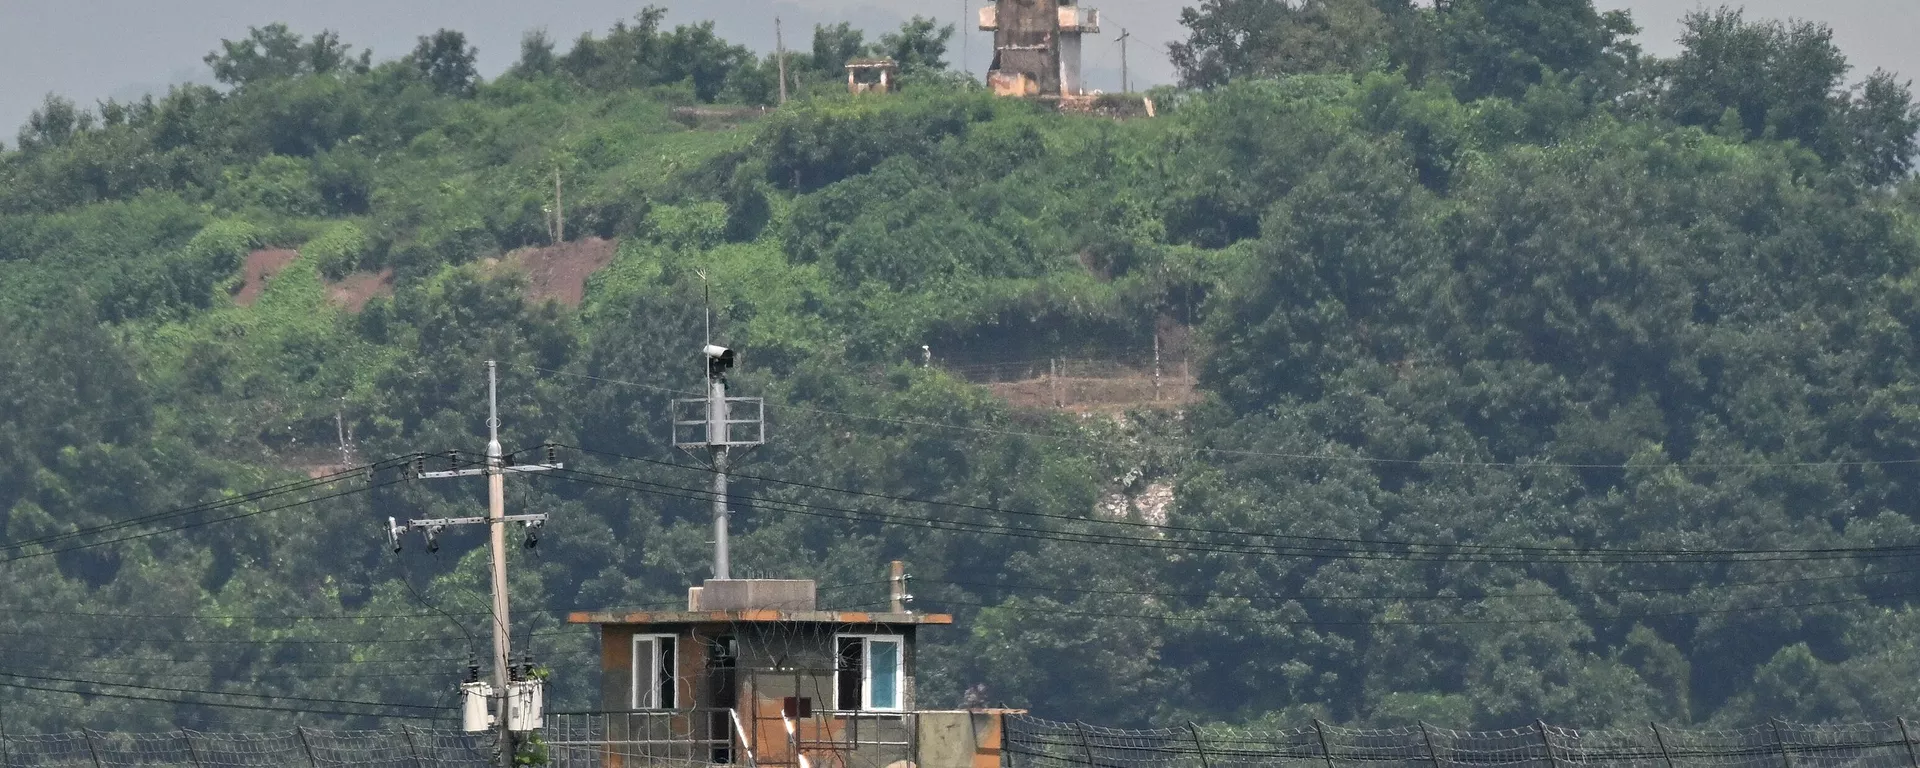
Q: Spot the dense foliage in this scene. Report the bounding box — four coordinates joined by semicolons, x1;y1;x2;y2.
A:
3;0;1920;735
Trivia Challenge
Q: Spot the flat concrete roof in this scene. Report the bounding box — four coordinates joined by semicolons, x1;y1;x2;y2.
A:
568;610;954;626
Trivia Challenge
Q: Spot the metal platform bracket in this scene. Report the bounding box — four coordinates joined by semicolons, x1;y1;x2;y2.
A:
673;397;766;447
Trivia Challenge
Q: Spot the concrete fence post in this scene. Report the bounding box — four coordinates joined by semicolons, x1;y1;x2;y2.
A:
1313;719;1336;768
1051;358;1062;409
1153;335;1162;402
1900;718;1919;768
1650;723;1675;768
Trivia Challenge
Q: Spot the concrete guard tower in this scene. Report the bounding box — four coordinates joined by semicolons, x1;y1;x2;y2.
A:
568;574;1015;768
846;58;900;94
979;0;1100;97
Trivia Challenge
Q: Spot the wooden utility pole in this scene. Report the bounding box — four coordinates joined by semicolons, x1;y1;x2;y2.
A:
1116;29;1131;93
552;167;564;244
776;18;790;104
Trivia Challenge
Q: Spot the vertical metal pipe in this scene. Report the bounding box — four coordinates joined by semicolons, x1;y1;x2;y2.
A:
1900;718;1919;768
82;730;101;768
1535;721;1555;768
710;373;731;581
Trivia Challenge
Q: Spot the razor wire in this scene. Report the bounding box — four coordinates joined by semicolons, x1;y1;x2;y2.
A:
1006;716;1920;768
0;727;496;768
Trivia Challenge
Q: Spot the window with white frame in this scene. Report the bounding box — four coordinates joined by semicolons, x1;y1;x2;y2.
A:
632;634;677;709
835;635;903;711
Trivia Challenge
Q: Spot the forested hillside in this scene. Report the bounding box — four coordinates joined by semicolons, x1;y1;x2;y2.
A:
4;0;1920;734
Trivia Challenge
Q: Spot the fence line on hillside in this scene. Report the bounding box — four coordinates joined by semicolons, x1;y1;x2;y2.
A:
1005;715;1920;768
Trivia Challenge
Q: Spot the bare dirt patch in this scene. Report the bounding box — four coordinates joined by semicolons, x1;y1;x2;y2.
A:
325;269;394;313
233;249;299;307
502;237;620;307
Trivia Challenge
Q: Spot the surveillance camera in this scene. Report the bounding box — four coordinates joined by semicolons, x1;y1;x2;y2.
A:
703;344;736;377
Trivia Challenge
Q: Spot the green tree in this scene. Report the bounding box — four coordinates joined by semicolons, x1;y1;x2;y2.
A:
408;29;480;96
1844;71;1920;184
513;29;559;78
874;16;954;75
1169;0;1394;87
811;22;867;77
15;94;91;151
1437;0;1637;100
204;24;369;88
1661;9;1846;145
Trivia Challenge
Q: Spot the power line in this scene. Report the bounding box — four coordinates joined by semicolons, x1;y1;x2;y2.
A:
928;588;1912;627
0;627;580;646
6;666;460;682
0;478;396;564
520;365;1920;471
0;459;389;553
0;678;448;721
918;566;1920;603
0;606;503;621
0;672;447;712
538;465;1920;566
559;444;1920;560
1;648;473;666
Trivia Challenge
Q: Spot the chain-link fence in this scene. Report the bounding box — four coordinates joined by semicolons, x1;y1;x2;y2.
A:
1005;716;1920;768
0;727;495;768
932;357;1197;411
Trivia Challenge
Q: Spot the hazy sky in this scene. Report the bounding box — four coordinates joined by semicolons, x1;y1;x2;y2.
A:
1;0;1915;143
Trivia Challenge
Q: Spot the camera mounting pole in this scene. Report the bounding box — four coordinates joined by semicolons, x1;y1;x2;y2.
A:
673;343;764;581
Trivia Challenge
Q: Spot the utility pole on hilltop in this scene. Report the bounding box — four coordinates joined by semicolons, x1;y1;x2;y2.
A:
672;319;764;580
962;0;970;80
387;361;560;767
776;17;790;105
1116;28;1131;93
